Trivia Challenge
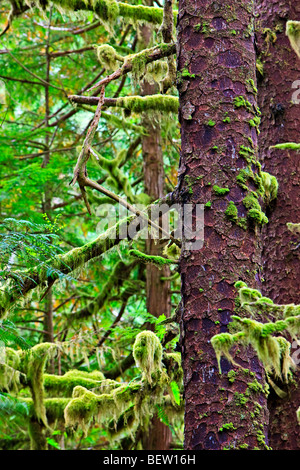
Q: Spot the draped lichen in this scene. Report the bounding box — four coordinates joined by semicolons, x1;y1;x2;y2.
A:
286;21;300;59
19;343;59;425
133;331;163;384
211;282;300;387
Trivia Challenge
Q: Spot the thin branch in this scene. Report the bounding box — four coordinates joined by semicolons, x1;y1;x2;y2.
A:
87;43;176;93
0;40;66;93
70;86;105;188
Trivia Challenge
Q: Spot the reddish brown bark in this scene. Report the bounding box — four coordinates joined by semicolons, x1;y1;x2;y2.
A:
177;0;269;450
256;0;300;450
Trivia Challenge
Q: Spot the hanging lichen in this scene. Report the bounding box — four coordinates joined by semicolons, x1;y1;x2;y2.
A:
95;44;124;71
286;21;300;59
132;331;163;384
211;282;300;385
19;343;59;425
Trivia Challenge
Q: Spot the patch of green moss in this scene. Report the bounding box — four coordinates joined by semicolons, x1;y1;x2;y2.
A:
213;185;230;196
129;249;177;268
233;96;252;113
219;422;237;432
181;68;195;79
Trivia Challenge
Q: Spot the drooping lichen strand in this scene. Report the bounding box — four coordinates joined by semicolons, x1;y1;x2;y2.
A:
132;331;163;384
286;21;300;58
63;331;180;437
211;282;300;383
19;343;58;425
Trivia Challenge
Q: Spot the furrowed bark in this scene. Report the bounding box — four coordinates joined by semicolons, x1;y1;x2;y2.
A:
177;0;269;450
256;0;300;450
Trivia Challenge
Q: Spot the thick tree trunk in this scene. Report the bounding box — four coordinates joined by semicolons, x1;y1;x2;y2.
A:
256;0;300;450
177;0;270;450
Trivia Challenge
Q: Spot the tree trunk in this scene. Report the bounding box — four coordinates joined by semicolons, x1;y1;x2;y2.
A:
177;0;269;450
256;0;300;450
140;20;172;451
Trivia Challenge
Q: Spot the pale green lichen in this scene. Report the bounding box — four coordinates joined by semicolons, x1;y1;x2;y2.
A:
287;223;300;235
270;142;300;151
286;21;300;58
95;44;124;70
44;370;105;397
211;282;300;385
19;343;59;425
133;331;163;384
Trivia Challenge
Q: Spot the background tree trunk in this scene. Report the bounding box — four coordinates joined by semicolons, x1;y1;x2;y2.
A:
256;0;300;449
140;18;172;451
177;0;269;450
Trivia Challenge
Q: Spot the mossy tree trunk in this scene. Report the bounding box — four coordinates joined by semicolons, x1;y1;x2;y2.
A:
140;17;172;451
256;0;300;450
176;0;270;450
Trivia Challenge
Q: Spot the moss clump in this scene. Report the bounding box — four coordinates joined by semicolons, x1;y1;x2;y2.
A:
242;193;268;226
225;201;238;221
227;370;237;383
213;185;230;196
211;332;244;373
133;331;163;384
260;172;278;204
95;44;124;70
286;21;300;58
181;68;195;79
162;242;181;260
249;116;260;130
115;95;179;115
129;249;177;268
219;422;237;432
233;96;252;113
207;120;216;127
